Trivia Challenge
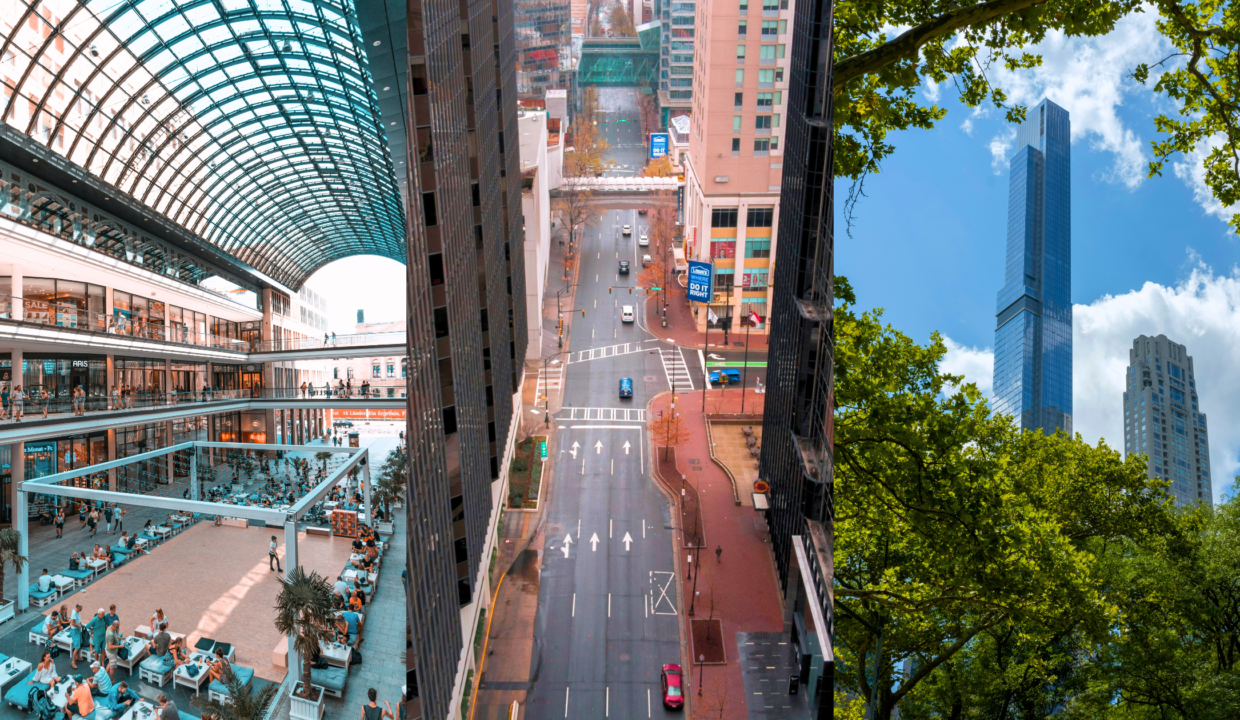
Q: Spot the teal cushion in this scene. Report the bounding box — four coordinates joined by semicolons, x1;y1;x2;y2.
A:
62;569;93;580
179;712;198;720
28;585;55;599
208;666;254;695
3;672;48;709
310;666;348;692
110;545;133;556
140;654;174;673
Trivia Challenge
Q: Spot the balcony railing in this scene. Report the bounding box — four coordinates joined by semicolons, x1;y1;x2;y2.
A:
0;387;402;424
250;331;406;353
0;295;250;353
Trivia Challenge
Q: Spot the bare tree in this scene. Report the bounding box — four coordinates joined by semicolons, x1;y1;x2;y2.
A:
694;675;733;720
648;410;689;461
606;0;637;37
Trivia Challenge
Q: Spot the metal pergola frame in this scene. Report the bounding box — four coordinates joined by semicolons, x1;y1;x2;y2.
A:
15;441;372;625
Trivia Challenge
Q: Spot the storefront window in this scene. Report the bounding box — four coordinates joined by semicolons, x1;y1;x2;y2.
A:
241;412;267;444
22;356;107;398
116;357;165;395
212;364;240;390
171;362;206;394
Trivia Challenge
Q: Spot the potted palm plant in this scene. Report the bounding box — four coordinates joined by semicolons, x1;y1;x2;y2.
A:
274;566;336;720
372;447;407;536
0;528;25;623
191;672;278;720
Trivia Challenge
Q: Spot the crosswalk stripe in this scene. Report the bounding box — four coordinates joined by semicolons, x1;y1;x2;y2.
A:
555;407;647;422
658;347;695;392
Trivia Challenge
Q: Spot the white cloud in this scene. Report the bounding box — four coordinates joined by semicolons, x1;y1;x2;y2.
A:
941;337;994;399
939;262;1240;503
984;9;1171;188
923;77;942;103
960;118;975;136
1074;262;1240;503
989;127;1016;174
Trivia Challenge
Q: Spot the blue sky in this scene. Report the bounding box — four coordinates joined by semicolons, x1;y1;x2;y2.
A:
832;14;1240;503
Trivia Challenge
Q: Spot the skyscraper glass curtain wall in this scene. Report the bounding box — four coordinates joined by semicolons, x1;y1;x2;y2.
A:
992;99;1073;435
513;0;571;96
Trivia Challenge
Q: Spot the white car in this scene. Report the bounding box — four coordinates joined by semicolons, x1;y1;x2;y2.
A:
642;254;652;266
622;305;635;323
639;233;649;246
622;224;632;236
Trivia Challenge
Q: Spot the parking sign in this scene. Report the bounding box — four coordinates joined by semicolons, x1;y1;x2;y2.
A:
686;261;713;303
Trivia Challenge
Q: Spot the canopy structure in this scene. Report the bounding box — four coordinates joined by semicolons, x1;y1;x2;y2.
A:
0;0;406;289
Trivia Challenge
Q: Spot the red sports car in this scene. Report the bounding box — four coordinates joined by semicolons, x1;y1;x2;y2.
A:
661;663;684;709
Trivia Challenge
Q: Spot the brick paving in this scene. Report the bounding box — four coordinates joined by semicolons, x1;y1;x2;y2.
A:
648;390;783;720
644;286;770;353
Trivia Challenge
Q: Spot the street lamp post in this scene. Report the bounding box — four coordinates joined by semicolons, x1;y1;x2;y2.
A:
698;654;705;697
542;351;569;426
555;284;577;349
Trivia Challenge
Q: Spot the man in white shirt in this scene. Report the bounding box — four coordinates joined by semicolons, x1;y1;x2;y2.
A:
37;569;52;593
333;575;349;596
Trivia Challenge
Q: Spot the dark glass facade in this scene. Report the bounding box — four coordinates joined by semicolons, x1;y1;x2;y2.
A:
992;99;1072;435
404;0;528;714
758;0;836;715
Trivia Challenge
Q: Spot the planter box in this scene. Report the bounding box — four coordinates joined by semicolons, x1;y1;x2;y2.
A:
0;600;14;625
289;683;325;720
376;521;395;536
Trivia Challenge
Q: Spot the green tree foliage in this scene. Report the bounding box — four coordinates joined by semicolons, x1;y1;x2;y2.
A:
374;446;408;520
834;0;1240;229
829;276;1199;719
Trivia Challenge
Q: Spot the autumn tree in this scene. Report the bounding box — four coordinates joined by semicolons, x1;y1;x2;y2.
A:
643;155;674;177
833;0;1240;230
648;409;689;460
606;0;637;37
555;179;600;258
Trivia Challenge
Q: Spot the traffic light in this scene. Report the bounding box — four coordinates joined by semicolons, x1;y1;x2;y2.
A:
581;309;586;317
609;286;612;294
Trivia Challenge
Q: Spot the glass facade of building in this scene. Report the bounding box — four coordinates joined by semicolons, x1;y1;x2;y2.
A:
993;99;1072;435
513;0;571;97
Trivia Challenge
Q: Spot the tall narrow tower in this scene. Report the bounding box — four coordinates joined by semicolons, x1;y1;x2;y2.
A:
992;99;1072;435
1123;335;1213;505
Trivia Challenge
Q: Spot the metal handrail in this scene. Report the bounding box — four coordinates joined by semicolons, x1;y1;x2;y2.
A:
250;331;406;353
0;294;249;353
0;387;402;421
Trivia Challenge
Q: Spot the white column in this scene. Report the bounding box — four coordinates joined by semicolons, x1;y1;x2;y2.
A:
190;451;198;501
10;267;22;322
361;452;372;527
283;518;300;681
13;443;27;611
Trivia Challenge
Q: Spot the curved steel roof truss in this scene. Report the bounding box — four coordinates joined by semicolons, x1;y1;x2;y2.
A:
0;0;405;289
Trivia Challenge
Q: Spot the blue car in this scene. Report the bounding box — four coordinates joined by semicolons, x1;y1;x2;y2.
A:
709;368;742;385
619;377;634;398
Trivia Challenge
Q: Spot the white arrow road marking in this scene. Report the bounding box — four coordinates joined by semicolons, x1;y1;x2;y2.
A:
590;533;600;551
570;442;579;459
708;353;726;360
609;519;613;538
594;440;603;454
623;531;633;551
561;534;573;558
623;441;631;454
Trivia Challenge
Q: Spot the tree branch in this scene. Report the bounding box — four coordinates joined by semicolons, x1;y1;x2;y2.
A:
833;0;1053;92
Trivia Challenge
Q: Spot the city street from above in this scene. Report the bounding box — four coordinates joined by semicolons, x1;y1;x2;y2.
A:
5;0;1240;718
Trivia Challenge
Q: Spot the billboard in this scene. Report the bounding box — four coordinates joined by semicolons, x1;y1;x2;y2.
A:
686;261;714;303
332;408;408;421
650;132;669;159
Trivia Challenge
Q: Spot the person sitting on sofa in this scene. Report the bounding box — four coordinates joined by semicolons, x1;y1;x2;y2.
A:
103;681;139;717
206;646;232;683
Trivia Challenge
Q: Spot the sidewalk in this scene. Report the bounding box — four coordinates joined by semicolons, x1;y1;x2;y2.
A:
645;285;771;353
648;390;783;719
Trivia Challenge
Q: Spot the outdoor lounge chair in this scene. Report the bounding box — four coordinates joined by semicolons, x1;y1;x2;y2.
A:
207;665;254;704
29;615;56;645
139;653;175;687
61;568;94;587
28;584;57;608
310;666;348;697
3;671;49;709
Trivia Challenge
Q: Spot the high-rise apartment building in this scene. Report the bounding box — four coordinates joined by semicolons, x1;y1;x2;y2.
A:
658;0;698;122
404;0;528;715
680;0;794;336
1123;335;1212;505
992;99;1073;435
758;0;834;715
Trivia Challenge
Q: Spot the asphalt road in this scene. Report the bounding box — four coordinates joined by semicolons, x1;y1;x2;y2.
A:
701;348;769;392
525;206;687;719
596;87;648;176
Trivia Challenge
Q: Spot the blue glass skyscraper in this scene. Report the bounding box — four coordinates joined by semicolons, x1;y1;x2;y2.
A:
993;99;1072;435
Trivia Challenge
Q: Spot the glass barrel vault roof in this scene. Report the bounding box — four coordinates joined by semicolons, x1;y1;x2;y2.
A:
0;0;406;289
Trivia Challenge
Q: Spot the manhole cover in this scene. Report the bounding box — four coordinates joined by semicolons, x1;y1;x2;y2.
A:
619;653;631;662
644;376;658;382
692;465;703;471
733;342;744;347
687;459;701;464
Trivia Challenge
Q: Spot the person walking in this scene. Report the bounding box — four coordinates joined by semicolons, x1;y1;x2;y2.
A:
12;385;24;421
715;544;722;563
269;535;282;572
361;689;394;720
104;505;114;535
88;508;99;538
55;508;65;539
40;387;50;419
1;384;9;420
114;507;124;534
